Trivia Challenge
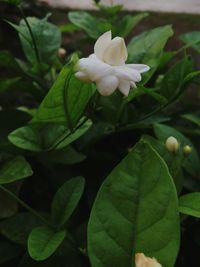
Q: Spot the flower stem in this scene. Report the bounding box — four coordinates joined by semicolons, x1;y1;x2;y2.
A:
115;97;127;125
0;185;53;228
19;6;41;64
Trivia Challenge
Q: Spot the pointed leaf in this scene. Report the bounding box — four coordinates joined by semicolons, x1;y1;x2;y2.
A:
179;193;200;218
51;177;85;227
32;61;95;128
88;140;180;267
0;156;33;184
28;226;66;261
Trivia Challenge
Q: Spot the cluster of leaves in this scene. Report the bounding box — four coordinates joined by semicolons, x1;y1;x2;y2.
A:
0;1;200;267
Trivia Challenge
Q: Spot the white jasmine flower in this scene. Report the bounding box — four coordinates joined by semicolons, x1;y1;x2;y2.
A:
165;136;179;153
75;31;150;96
135;253;162;267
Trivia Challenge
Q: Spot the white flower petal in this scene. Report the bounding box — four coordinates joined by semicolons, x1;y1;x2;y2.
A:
76;57;113;81
103;37;128;66
118;80;131;96
135;253;162;267
94;31;112;61
96;75;119;96
130;81;137;88
75;71;90;82
115;66;142;82
127;64;150;73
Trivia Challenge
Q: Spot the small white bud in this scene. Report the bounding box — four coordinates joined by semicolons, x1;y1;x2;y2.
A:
183;145;192;155
165;136;179;153
58;47;67;59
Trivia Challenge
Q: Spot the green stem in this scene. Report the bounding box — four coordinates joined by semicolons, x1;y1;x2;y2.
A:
48;117;88;151
19;7;41;64
63;72;73;133
0;185;53;228
115;97;127;125
176;39;200;55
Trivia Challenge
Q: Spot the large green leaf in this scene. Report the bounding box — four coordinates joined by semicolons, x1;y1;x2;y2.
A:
127;25;173;82
179;193;200;218
180;31;200;53
153;123;200;176
9;15;61;65
0;156;33;184
51;177;85;227
32;61;95;128
159;57;194;100
28;226;66;261
68;11;110;39
88;140;180;267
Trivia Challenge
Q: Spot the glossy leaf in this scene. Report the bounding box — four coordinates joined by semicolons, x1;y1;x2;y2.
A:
32;61;95;128
128;25;173;82
0;156;33;184
181;112;200;127
9;120;92;151
28;226;66;261
159;57;194;100
51;177;85;227
179;193;200;218
88;140;180;267
68;11;108;39
9;15;61;65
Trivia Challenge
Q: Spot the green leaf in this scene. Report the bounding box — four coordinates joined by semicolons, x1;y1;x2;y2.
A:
179;193;200;218
32;61;95;128
143;135;184;194
68;11;105;39
8;15;61;65
118;13;148;37
181;112;200;127
88;140;180;267
180;31;200;53
51;177;85;227
159;57;194;100
28;226;66;261
9;120;92;151
0;156;33;184
128;25;173;82
153;123;200;176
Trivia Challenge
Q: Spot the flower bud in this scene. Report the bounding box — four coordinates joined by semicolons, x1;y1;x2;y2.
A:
165;136;179;153
135;253;162;267
183;145;192;155
58;47;67;59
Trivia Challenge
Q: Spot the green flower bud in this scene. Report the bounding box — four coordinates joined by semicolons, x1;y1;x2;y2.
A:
183;145;192;155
